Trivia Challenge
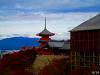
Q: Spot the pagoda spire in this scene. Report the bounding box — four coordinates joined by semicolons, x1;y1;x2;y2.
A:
44;17;47;29
37;17;55;36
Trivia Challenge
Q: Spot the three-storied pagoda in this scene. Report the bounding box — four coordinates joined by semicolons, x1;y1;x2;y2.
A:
37;17;55;48
36;17;70;55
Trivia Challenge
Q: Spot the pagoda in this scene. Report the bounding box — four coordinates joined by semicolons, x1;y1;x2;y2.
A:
37;17;55;48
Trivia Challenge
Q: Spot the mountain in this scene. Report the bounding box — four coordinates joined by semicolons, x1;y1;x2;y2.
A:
0;37;39;50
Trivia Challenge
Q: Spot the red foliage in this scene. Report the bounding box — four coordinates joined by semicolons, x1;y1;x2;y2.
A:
0;49;37;75
69;67;91;75
9;69;33;75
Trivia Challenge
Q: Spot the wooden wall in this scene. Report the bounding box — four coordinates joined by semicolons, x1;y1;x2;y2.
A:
70;30;100;52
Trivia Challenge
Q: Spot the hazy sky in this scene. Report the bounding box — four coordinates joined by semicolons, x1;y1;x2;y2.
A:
0;0;100;40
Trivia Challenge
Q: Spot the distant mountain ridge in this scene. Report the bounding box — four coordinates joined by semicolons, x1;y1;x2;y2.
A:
0;37;39;50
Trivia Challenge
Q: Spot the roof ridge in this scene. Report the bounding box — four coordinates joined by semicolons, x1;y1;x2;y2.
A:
70;13;100;32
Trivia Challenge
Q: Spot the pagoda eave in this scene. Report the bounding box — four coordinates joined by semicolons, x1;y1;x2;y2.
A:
37;34;55;36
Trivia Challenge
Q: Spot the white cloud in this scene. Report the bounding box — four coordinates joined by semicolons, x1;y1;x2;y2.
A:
0;0;100;40
0;12;98;21
13;0;100;10
0;33;39;40
15;3;33;10
0;12;98;40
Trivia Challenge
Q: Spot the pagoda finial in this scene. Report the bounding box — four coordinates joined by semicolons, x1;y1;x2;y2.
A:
45;17;47;29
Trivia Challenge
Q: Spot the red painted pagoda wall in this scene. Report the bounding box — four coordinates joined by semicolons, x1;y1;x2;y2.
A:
40;36;50;41
71;30;100;52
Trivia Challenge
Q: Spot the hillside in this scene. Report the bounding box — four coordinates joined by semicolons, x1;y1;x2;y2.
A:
0;37;39;50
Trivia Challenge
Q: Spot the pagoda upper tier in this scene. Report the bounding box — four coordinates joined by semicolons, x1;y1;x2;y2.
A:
37;28;55;36
37;17;55;36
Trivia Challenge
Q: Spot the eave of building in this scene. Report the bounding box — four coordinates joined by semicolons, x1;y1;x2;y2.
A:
70;14;100;32
37;28;55;36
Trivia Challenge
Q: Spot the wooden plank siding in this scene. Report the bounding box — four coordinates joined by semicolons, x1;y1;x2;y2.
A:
71;30;100;52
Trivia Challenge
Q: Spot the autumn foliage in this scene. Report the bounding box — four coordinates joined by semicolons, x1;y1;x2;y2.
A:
0;49;37;75
0;47;70;75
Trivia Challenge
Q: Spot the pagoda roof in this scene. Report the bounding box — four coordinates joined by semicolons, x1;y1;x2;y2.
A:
37;28;55;36
70;14;100;32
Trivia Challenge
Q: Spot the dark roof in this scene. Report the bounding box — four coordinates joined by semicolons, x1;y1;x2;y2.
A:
70;14;100;32
60;41;70;50
37;28;55;36
48;40;70;50
48;40;64;48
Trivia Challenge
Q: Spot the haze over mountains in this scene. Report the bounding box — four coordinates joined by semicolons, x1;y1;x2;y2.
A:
0;37;39;50
0;32;69;50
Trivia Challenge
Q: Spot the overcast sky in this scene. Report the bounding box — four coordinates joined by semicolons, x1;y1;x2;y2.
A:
0;0;100;40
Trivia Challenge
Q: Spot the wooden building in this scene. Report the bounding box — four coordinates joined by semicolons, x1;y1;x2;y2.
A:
48;40;70;55
70;14;100;72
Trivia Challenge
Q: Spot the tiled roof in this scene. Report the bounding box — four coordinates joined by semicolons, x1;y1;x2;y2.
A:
70;14;100;32
48;40;70;50
48;40;64;48
37;28;55;36
60;41;70;50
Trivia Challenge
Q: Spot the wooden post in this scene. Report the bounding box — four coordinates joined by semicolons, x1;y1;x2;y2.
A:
99;53;100;65
70;51;72;71
93;52;95;64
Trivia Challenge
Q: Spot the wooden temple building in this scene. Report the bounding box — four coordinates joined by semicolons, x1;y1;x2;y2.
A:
70;14;100;74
